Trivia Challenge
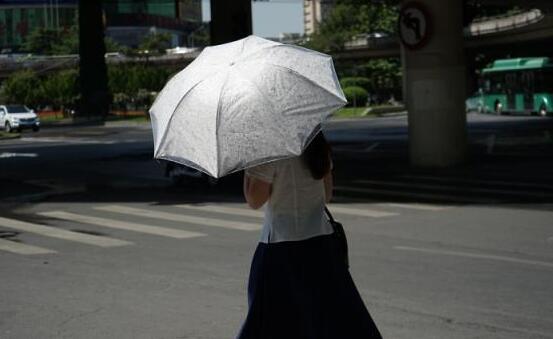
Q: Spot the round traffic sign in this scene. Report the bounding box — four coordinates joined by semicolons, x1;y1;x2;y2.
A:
399;2;432;50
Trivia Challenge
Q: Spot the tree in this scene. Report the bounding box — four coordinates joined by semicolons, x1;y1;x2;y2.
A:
51;26;79;55
304;1;398;53
21;28;62;54
139;32;171;55
0;70;41;107
40;69;80;112
104;37;128;54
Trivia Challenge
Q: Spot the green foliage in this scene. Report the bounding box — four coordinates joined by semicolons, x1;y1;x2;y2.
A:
108;64;174;110
40;69;80;110
104;37;128;54
0;70;40;107
340;77;371;91
188;23;210;47
139;32;172;55
304;1;398;52
336;59;403;101
22;26;79;55
343;86;369;107
22;28;61;54
0;64;173;112
52;26;79;55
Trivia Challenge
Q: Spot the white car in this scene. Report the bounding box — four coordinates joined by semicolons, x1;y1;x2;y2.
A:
0;105;40;133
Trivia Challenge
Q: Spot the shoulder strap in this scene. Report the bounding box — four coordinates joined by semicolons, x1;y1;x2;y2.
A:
324;206;335;223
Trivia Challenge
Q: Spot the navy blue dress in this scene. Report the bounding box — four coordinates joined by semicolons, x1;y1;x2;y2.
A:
236;232;382;339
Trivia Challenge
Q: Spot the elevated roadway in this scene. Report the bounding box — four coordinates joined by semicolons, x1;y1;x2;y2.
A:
1;8;553;80
334;9;553;61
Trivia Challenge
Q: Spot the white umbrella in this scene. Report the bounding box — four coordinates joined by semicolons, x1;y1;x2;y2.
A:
149;35;346;178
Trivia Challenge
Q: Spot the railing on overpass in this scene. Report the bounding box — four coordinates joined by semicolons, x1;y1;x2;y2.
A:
466;9;544;36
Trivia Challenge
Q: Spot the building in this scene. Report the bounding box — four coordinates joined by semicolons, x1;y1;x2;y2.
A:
0;0;78;52
0;0;202;52
303;0;335;36
103;0;202;48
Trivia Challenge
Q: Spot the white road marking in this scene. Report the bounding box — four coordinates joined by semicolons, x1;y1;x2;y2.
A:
335;186;498;203
174;204;264;218
355;179;553;199
0;216;131;248
375;203;449;211
176;203;397;219
39;211;206;239
19;137;116;144
328;205;398;218
394;246;553;269
400;174;553;190
95;205;261;231
0;152;38;158
0;238;56;255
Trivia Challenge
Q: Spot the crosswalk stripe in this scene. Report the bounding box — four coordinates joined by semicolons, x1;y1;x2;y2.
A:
0;216;131;247
175;203;397;219
39;211;206;239
0;238;56;255
174;204;264;218
375;203;449;211
94;205;261;231
356;179;553;199
327;205;398;218
400;174;553;190
335;186;498;203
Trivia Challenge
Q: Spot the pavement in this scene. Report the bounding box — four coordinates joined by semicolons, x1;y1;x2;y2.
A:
1;113;553;338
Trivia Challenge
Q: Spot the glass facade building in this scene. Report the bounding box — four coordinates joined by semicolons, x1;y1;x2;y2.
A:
0;0;77;51
0;0;202;51
104;0;202;48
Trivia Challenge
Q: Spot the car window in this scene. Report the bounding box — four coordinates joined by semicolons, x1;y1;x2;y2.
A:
6;105;29;113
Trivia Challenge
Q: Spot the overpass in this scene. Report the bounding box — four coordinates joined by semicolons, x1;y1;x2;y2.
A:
334;8;553;60
1;7;552;80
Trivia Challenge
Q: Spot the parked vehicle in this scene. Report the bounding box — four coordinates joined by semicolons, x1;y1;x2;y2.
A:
0;105;40;132
162;160;218;187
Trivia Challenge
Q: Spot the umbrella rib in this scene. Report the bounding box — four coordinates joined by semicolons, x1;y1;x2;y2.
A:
215;70;232;177
263;62;346;105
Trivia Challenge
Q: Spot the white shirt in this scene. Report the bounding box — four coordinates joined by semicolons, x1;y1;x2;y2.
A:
246;156;333;243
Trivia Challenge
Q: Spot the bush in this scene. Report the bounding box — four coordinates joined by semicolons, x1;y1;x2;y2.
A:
40;69;79;112
340;77;371;91
0;70;41;107
343;86;369;107
108;65;172;109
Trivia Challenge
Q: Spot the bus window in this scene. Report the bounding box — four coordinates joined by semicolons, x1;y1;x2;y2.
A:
520;71;534;91
536;69;553;92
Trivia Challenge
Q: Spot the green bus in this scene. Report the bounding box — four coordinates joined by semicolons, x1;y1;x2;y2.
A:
467;57;553;116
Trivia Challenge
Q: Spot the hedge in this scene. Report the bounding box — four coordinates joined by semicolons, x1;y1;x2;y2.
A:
340;77;371;91
343;86;369;107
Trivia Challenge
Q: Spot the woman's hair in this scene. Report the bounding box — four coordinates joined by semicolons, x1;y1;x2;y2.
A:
302;132;331;180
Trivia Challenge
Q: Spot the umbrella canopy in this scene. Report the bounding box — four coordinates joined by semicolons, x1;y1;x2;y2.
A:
149;35;346;178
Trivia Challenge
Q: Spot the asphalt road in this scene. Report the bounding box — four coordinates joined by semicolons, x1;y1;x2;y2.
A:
1;113;552;339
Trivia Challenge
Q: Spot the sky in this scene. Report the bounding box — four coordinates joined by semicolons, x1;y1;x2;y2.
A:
201;0;304;38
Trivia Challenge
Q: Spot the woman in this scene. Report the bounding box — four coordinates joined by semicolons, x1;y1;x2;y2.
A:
236;132;382;339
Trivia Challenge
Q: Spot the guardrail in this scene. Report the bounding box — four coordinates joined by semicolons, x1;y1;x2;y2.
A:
0;51;200;79
465;9;544;36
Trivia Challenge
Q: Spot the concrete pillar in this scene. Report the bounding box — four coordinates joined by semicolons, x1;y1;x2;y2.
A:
402;0;467;167
78;0;109;119
210;0;252;45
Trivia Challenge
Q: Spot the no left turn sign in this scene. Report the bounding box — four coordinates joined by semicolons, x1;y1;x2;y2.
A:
399;2;432;50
